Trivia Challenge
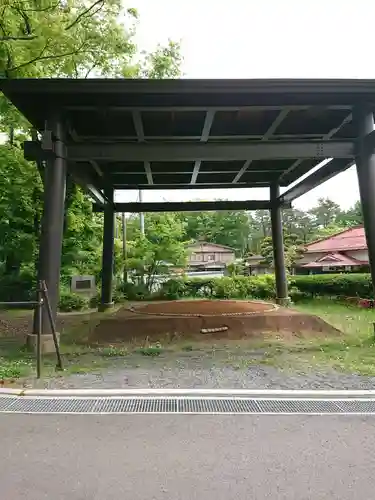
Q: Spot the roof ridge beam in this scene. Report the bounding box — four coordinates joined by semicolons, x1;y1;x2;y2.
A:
93;200;292;213
69;140;354;162
279;158;353;204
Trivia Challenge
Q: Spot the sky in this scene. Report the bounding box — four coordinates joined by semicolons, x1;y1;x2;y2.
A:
117;0;375;210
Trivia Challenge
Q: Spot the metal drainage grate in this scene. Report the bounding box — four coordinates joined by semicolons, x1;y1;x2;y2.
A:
2;397;375;414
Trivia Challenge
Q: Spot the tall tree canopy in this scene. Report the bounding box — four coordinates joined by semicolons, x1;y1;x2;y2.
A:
0;1;183;288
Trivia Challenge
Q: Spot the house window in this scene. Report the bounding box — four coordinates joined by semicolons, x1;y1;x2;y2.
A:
207;254;215;261
191;252;203;260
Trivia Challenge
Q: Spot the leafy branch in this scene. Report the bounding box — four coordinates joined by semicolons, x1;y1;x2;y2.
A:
65;0;105;31
8;41;88;73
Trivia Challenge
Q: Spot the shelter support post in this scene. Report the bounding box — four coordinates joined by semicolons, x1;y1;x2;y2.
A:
353;105;375;296
29;118;67;353
270;184;290;306
100;186;115;311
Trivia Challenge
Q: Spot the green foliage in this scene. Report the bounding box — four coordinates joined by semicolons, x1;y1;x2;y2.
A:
137;345;163;356
0;358;31;380
139;40;182;79
0;3;183;302
125;213;188;291
61;185;103;284
0;145;42;274
118;281;149;301
308;197;342;229
0;269;36;301
260;233;304;269
160;275;276;301
99;346;128;357
291;274;373;299
160;274;374;302
180;210;251;256
59;291;89;312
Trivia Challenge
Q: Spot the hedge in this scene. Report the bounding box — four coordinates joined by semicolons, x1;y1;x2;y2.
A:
291;273;373;299
158;273;374;301
158;275;277;300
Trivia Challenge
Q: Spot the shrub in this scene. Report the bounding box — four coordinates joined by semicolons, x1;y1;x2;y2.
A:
118;281;149;300
158;273;374;302
0;269;36;302
291;273;373;299
159;275;276;301
137;345;163;356
159;278;188;300
59;291;89;312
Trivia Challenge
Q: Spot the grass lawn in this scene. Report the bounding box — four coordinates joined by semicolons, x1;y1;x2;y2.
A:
1;299;375;383
260;300;375;376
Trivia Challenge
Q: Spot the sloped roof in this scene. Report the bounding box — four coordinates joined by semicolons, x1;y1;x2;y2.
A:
188;242;235;251
305;226;366;253
302;252;368;268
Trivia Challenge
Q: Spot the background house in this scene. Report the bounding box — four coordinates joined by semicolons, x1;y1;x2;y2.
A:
187;242;235;272
295;226;369;274
245;255;272;275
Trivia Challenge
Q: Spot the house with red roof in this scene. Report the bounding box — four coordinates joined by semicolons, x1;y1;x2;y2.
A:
296;226;369;274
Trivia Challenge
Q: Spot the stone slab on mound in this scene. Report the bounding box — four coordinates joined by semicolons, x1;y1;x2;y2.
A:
90;300;341;345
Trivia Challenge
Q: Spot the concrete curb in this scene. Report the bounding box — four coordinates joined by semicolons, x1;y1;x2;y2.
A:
1;388;375;399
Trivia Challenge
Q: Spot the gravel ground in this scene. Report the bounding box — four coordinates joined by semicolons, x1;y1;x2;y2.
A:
24;352;375;390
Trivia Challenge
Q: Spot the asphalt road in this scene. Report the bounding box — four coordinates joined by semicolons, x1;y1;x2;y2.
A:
1;414;375;499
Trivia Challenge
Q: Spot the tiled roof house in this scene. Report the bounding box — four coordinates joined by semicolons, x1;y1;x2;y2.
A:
296;226;369;273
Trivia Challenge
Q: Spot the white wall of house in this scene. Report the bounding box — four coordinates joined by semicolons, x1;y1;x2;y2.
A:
346;249;368;261
188;243;235;266
297;252;324;265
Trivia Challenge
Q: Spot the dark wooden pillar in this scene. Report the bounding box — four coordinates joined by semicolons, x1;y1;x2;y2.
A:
270;183;289;305
31;118;67;348
353;105;375;296
100;186;115;310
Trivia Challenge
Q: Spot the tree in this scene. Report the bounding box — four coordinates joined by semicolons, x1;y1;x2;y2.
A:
310;223;346;241
0;2;183;292
282;208;314;244
138;40;182;79
61;185;103;283
308;197;342;229
125;213;188;291
0;145;43;274
0;1;140;135
260;233;304;269
337;200;363;227
180;210;251;255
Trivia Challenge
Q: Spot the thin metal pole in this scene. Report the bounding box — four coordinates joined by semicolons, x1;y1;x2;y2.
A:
270;184;289;304
139;189;145;235
36;282;43;379
139;189;145;285
41;280;63;370
121;212;128;283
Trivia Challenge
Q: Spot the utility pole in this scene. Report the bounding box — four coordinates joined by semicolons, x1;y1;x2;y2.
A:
121;212;127;283
139;189;145;235
139;189;145;285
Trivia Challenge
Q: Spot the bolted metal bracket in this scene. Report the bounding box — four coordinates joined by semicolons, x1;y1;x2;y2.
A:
41;131;67;159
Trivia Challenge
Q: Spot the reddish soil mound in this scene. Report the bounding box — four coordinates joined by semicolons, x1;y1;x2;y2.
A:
132;300;275;316
90;301;341;345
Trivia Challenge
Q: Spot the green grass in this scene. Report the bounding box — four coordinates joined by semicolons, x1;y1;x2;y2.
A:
257;300;375;376
2;299;375;381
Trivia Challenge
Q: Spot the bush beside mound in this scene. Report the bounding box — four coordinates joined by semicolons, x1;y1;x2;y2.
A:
291;273;373;299
158;273;373;302
58;291;89;312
